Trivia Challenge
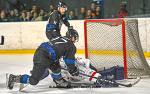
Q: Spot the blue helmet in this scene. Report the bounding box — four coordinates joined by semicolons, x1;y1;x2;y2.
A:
57;1;67;8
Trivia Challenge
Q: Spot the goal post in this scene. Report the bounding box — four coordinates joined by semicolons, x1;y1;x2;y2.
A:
84;19;150;78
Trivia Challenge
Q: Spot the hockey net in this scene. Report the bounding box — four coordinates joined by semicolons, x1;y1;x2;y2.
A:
84;19;150;78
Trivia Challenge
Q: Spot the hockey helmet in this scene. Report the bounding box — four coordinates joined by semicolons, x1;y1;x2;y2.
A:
57;1;67;11
66;26;79;42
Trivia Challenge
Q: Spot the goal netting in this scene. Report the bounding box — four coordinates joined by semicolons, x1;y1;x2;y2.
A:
84;19;150;78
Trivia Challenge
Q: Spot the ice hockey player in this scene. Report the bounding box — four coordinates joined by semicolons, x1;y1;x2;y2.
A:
6;28;79;89
61;57;100;83
46;1;72;40
61;57;119;88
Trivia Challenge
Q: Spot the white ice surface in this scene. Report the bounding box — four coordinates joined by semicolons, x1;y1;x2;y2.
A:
0;54;150;94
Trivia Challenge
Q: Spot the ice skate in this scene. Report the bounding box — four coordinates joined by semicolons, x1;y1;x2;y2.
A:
6;73;21;90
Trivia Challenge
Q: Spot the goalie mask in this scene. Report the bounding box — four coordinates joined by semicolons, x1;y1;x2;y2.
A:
66;27;79;42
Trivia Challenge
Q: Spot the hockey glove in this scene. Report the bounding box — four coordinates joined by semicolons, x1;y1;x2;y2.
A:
69;66;79;76
68;26;73;31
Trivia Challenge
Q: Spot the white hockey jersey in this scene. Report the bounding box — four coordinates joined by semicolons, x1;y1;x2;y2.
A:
61;57;100;82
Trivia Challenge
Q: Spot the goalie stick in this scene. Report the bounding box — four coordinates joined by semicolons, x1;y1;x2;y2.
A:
80;72;141;87
61;67;141;87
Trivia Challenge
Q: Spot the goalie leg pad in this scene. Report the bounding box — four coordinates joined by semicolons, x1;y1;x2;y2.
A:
99;66;124;80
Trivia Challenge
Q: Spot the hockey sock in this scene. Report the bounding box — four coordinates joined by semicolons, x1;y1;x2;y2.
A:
20;74;29;84
51;73;62;80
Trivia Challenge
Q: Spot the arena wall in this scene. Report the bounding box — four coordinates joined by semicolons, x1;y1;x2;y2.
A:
0;19;150;57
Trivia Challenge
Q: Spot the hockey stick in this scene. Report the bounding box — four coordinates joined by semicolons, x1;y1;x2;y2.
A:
0;36;4;45
61;67;141;87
